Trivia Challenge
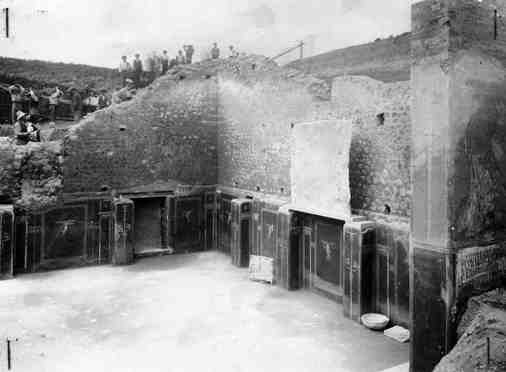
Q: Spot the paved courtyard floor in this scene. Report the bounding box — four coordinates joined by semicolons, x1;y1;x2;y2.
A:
0;252;409;372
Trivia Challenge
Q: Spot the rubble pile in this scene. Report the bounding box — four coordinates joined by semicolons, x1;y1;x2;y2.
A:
434;289;506;372
166;54;331;101
0;138;63;211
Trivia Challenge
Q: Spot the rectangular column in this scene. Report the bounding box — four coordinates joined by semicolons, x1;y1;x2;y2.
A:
342;220;375;322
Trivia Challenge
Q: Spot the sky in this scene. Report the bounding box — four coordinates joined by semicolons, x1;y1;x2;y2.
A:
0;0;413;68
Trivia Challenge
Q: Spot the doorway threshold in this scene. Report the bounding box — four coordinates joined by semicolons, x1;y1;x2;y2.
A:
135;248;174;258
311;277;343;303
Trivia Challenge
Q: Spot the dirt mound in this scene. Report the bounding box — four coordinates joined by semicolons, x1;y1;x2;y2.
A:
0;138;63;211
434;289;506;372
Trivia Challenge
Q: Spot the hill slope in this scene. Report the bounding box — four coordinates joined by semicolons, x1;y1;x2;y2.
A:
0;57;120;91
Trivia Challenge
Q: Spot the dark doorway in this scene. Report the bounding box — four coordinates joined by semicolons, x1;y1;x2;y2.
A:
133;198;165;254
218;196;233;254
43;207;86;261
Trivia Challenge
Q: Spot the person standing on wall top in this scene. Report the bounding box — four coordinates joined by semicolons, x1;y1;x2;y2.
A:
98;90;109;109
27;88;39;115
89;92;99;112
70;87;83;122
228;45;239;58
14;111;30;145
176;50;186;65
161;50;170;74
184;45;194;64
144;53;156;84
211;43;220;59
132;54;143;88
152;52;160;79
48;86;62;122
8;84;25;124
118;56;132;87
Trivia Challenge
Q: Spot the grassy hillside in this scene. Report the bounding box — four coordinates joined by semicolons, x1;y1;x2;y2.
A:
287;32;411;83
0;57;121;91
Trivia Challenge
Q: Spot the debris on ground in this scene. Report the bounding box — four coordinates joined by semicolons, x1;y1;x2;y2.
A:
434;288;506;372
384;326;410;343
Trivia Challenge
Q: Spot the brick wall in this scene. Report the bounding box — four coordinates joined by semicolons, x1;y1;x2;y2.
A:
62;74;219;193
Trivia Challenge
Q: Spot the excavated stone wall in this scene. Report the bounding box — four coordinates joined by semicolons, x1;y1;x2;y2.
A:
0;138;63;211
62;71;219;193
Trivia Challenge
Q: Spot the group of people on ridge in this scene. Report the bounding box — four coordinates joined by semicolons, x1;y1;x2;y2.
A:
118;46;195;88
118;43;240;88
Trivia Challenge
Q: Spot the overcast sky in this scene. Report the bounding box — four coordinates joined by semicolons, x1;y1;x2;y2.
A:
2;0;413;67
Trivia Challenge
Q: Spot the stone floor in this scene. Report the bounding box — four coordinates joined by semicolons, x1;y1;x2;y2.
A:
0;252;409;372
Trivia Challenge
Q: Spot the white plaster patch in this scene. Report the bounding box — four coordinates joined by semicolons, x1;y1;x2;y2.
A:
290;120;352;220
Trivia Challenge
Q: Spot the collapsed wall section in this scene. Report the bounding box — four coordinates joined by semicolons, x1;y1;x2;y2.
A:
0;138;63;211
62;74;219;193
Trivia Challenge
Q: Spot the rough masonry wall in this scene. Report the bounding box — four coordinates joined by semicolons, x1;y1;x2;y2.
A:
218;69;411;218
63;74;218;193
332;76;411;217
217;63;334;197
0;139;63;211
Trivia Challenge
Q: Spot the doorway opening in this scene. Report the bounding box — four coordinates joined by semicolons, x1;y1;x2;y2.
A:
133;197;166;255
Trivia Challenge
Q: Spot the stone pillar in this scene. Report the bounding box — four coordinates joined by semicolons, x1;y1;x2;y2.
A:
342;219;375;322
411;1;506;371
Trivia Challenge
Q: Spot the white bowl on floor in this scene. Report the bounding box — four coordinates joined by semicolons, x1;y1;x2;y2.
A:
361;313;390;330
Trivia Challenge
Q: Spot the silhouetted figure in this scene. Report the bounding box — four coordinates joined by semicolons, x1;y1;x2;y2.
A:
228;45;239;58
70;88;83;121
211;43;220;59
48;86;63;122
161;50;170;74
184;45;194;64
132;54;143;88
176;50;186;65
8;84;25;124
98;90;109;109
145;53;156;83
27;88;39;115
118;56;132;87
